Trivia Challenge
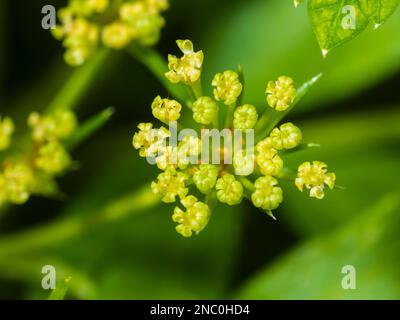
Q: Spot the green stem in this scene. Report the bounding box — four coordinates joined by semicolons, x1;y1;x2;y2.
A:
127;45;188;103
0;185;159;259
46;48;112;113
191;80;203;100
224;103;236;129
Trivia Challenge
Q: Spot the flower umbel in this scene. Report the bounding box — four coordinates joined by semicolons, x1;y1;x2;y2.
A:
52;0;169;66
132;39;337;238
0;111;79;207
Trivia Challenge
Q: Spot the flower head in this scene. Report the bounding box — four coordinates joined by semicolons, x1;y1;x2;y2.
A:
151;169;188;203
151;96;182;123
212;70;243;105
251;176;283;213
266;76;297;111
132;123;169;157
295;161;336;199
53;0;169;66
193;164;219;194
192;97;218;125
165;40;204;84
216;173;243;205
0;117;14;151
172;195;210;237
233;104;258;130
255;138;283;176
269;122;302;150
35;141;71;175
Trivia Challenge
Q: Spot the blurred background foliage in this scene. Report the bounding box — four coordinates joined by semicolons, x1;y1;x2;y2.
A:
0;0;399;299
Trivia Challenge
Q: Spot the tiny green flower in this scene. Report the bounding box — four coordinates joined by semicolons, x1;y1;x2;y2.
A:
172;195;210;237
0;117;14;151
28;110;77;142
212;70;243;105
132;123;170;158
269;122;302;150
266;76;297;111
216;173;243;205
151;96;182;123
251;176;283;212
193;164;219;194
151;169;188;203
165;39;204;84
192;97;218;125
155;146;178;171
233;151;255;176
233;104;258;130
255;138;283;176
295;161;336;199
35;141;72;175
102;22;132;49
3;162;33;205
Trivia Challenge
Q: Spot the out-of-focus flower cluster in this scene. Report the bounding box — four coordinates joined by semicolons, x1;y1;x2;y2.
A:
0;110;78;207
132;40;337;238
52;0;169;66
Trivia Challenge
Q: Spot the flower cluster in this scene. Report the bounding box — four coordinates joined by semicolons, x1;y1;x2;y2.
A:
132;39;337;237
52;0;169;66
0;110;78;207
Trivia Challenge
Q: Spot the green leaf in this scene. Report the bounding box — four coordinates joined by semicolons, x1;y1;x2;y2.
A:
237;191;400;299
48;277;71;300
307;0;400;55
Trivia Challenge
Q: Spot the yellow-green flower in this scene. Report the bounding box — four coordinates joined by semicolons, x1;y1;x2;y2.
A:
3;162;33;205
192;97;218;125
233;151;255;176
212;70;243;105
132;123;170;157
216;173;243;205
35;141;71;175
172;195;210;237
102;22;132;49
266;76;296;111
0;117;14;151
151;169;188;203
165;39;204;84
151;96;182;123
255;138;283;176
155;146;178;171
251;176;283;212
233;104;258;130
193;164;219;194
269;122;302;150
28;110;77;142
295;161;336;199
